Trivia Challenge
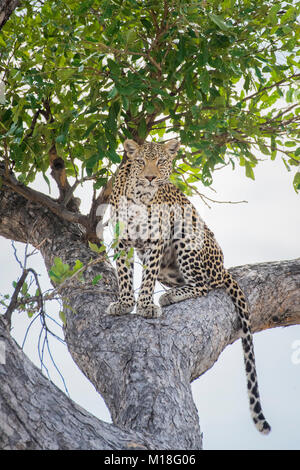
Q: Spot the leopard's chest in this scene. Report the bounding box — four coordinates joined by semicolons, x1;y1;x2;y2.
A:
125;203;166;250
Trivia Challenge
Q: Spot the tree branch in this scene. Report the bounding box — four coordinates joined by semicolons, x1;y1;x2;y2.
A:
0;169;89;229
3;268;29;328
0;0;19;30
242;73;300;103
0;317;163;450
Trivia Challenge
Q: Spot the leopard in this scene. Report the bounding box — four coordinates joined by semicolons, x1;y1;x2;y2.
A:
107;138;271;435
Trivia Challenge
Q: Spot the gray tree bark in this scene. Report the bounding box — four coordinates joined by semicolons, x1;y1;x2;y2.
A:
0;185;300;449
0;0;19;30
0;317;163;450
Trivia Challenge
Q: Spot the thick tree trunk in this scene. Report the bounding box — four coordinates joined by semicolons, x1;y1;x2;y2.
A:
0;186;300;449
0;317;163;450
0;0;19;30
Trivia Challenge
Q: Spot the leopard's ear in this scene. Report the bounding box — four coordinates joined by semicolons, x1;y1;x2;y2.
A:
165;139;180;159
124;139;140;159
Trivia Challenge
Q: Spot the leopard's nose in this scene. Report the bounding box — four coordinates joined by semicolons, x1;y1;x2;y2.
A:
145;176;156;182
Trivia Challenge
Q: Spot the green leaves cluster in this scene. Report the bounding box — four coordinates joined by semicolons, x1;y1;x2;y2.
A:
0;0;299;191
49;257;83;285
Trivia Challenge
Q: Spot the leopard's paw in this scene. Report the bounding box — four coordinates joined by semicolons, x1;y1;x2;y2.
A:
136;303;162;319
106;301;134;316
159;289;194;306
159;291;175;307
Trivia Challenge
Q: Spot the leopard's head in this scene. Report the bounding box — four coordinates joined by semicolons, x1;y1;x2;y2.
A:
124;139;180;191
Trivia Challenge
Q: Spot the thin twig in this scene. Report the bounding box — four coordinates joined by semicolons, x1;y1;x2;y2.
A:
242;73;300;103
175;169;247;207
11;241;23;270
4;269;29;328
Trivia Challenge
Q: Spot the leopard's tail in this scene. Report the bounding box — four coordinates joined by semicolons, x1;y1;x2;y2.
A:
223;271;271;435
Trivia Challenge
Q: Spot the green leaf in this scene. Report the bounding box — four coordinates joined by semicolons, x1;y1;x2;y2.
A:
286;88;294;103
0;36;6;48
285;141;296;147
74;0;94;16
89;241;106;254
55;134;67;145
208;13;231;31
282;158;291;172
107;86;118;99
94;177;108;189
107;149;121;163
137;118;147;140
127;247;134;259
280;7;296;24
70;259;84;275
92;274;102;285
270;135;276;160
85;153;100;176
42;172;51;193
124;29;136;46
82;121;98;139
113;249;126;261
258;143;270;155
199;70;210;94
114;221;125;238
245;161;255;180
293;172;300;193
267;4;281;25
57;68;75;82
21;281;28;296
140;18;152;32
49;257;70;284
53;257;69;273
89;242;99;253
59;310;67;326
107;58;120;77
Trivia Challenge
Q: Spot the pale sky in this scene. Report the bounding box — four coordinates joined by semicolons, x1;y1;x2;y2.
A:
0;154;299;450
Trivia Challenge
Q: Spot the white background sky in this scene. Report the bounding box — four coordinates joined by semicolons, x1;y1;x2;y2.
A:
0;153;299;450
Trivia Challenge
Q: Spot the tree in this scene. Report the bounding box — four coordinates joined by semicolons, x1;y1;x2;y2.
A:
0;0;299;450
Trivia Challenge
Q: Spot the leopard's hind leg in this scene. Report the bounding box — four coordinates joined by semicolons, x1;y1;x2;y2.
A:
159;247;208;306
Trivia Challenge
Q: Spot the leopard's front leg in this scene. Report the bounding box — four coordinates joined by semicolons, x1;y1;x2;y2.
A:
107;241;135;316
136;241;163;318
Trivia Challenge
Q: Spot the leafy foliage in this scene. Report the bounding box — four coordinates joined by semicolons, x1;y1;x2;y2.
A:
49;257;84;285
0;0;299;192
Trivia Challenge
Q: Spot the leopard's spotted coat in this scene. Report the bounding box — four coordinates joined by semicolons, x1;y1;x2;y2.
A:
107;139;271;435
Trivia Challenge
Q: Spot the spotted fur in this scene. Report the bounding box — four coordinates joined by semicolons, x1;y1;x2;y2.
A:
107;139;271;434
